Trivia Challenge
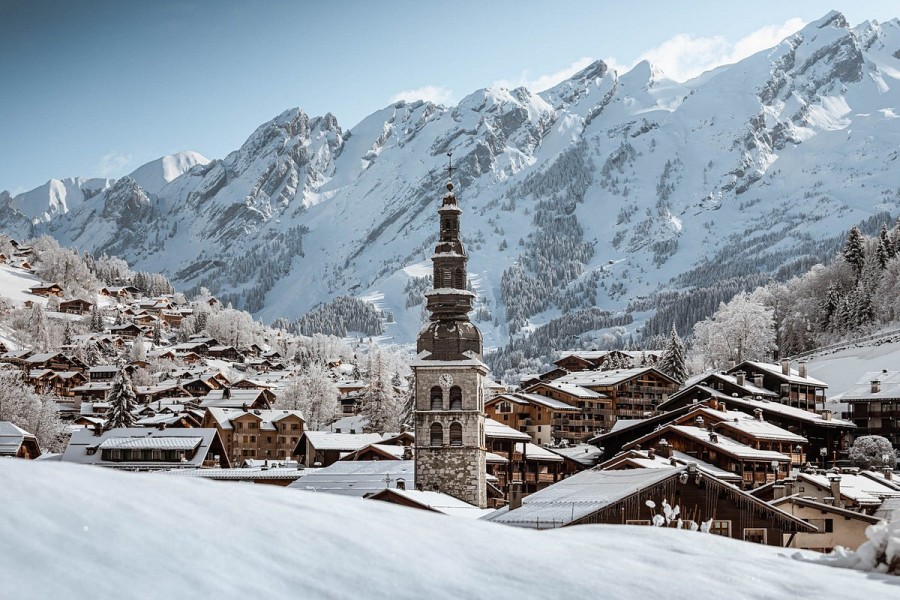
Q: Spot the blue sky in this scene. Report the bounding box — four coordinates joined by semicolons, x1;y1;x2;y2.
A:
1;0;897;193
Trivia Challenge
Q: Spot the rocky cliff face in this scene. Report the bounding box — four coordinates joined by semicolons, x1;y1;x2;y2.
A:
3;11;899;351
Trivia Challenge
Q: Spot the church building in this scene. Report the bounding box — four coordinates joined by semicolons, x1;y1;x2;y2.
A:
412;175;488;508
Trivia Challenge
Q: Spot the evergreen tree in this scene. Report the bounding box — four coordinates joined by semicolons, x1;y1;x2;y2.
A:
877;226;890;269
89;302;104;332
63;321;74;346
658;324;688;383
152;319;162;345
28;303;51;352
843;226;866;279
105;367;138;430
360;349;402;434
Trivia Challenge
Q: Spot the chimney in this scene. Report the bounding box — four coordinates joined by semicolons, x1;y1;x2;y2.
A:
821;410;832;421
753;408;764;422
719;402;726;413
773;484;785;500
783;477;795;497
753;374;764;388
735;371;745;387
656;438;673;459
242;403;248;411
871;380;881;394
224;387;231;399
509;482;523;510
402;445;413;460
647;447;656;459
828;476;842;508
781;359;790;376
157;422;166;431
798;361;808;379
93;423;103;436
884;468;893;482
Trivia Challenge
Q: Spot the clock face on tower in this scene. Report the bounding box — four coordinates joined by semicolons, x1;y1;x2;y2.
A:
439;373;454;389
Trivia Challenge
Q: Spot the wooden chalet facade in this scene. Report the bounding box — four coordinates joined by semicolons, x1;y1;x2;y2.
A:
726;360;827;411
0;421;41;458
486;465;816;546
58;298;93;315
29;282;64;297
485;392;580;446
202;407;305;463
841;371;900;447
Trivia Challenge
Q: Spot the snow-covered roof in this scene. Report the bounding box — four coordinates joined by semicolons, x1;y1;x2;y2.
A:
0;421;35;455
165;466;314;482
206;407;304;431
712;413;807;443
737;362;828;388
545;444;605;467
484;418;531;441
61;427;222;469
98;436;203;451
798;472;900;506
689;388;855;428
493;392;580;411
289;460;414;497
301;431;384;451
626;424;791;462
527;380;605;399
370;488;495;519
555;367;675;387
524;443;564;462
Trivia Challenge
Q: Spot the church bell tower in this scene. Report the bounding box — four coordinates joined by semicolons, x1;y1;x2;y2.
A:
413;165;487;508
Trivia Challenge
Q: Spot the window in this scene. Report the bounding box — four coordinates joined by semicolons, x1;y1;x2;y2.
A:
743;528;767;544
825;519;834;533
430;386;443;411
625;520;651;526
450;422;463;446
498;402;512;413
454;268;464;289
291;423;299;431
710;520;731;537
449;386;462;410
430;423;443;446
266;436;273;443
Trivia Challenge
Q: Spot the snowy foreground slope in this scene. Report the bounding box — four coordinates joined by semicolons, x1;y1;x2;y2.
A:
3;12;900;349
0;460;894;599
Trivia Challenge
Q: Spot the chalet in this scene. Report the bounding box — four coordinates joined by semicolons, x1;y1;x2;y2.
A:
29;370;87;396
172;342;210;356
294;431;384;467
72;382;113;402
199;388;274;409
367;489;492;518
553;349;662;372
771;494;882;552
175;351;203;364
524;380;611;443
231;378;271;390
202;407;305;463
23;352;86;373
486;392;580;446
101;286;139;299
597;447;744;486
0;421;41;458
29;282;64;297
841;370;900;447
484;465;816;546
61;427;230;470
727;360;827;411
658;391;853;463
753;471;900;513
58;298;93;315
109;323;144;339
0;350;33;366
159;311;184;327
207;345;243;362
132;313;158;327
621;420;793;489
288;460;414;496
135;381;192;404
340;443;411;461
544;444;605;473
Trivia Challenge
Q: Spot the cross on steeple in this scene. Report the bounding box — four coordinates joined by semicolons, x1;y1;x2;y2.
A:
446;151;453;180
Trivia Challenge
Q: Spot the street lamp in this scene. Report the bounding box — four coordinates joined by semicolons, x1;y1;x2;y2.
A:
819;447;827;469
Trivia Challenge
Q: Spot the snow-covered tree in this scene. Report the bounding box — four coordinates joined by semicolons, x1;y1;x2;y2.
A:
105;367;138;430
130;336;146;362
274;362;338;430
843;226;866;279
28;303;51;352
89;300;104;332
658;324;687;383
848;435;896;470
0;370;66;452
691;290;775;369
360;348;403;434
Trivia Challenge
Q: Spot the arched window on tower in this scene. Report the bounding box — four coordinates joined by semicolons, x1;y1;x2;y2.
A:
449;422;463;446
430;423;443;446
430;386;443;411
442;267;452;288
454;268;464;289
449;386;462;410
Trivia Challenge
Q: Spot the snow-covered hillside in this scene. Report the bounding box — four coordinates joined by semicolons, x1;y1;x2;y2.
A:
2;11;900;354
0;459;892;599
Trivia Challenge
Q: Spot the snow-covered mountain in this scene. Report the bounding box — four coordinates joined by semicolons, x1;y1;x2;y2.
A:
2;11;899;354
127;151;210;195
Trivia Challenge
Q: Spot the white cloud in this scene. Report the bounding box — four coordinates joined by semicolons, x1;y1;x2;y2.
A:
493;56;596;92
608;17;806;82
96;151;133;178
390;85;455;105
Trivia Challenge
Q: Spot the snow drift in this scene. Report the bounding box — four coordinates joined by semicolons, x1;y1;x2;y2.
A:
0;459;896;599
